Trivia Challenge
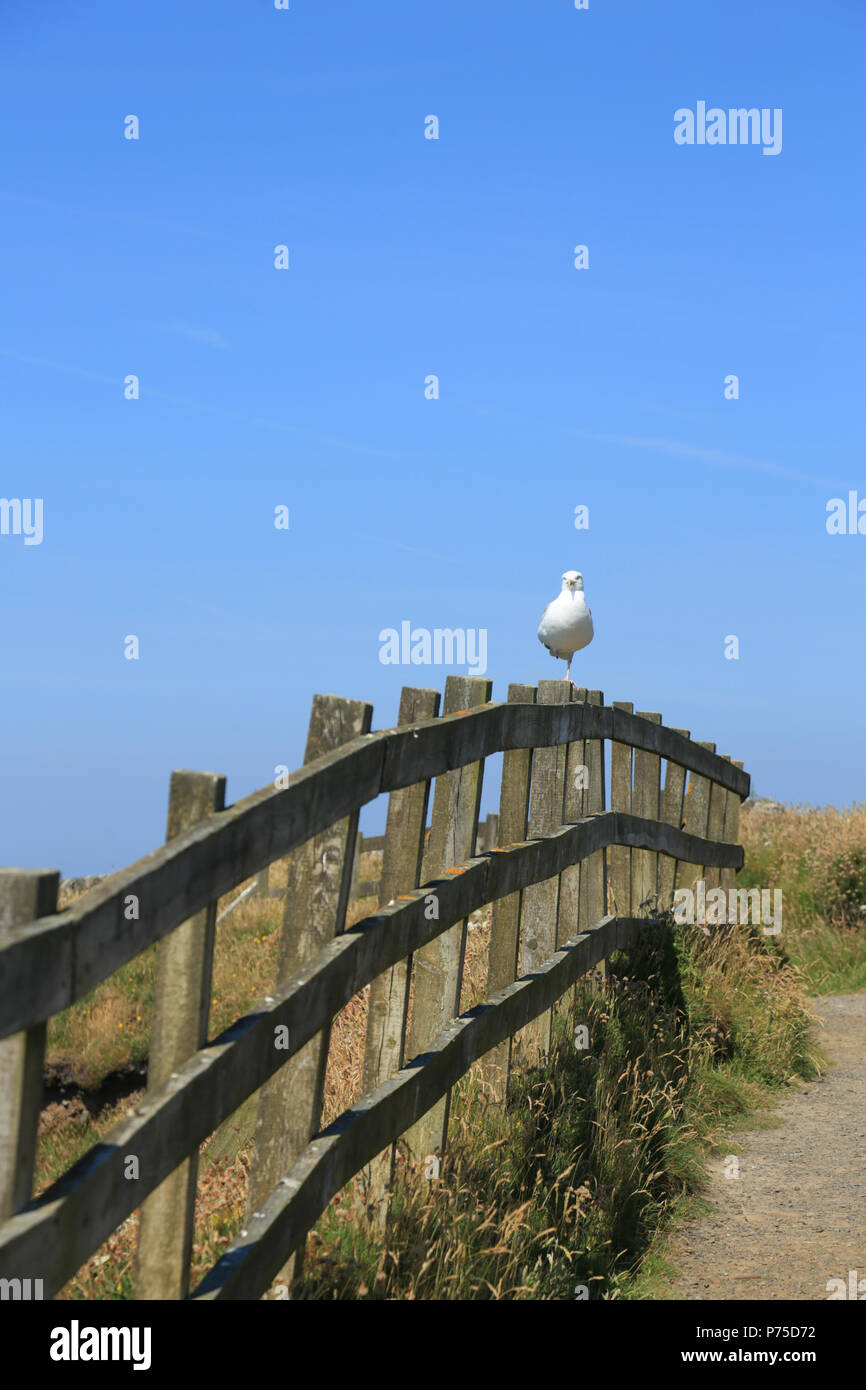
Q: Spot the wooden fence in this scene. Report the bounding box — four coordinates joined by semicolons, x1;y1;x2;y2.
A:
0;678;748;1300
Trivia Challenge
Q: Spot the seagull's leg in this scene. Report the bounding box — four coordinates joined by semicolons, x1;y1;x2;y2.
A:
565;655;578;689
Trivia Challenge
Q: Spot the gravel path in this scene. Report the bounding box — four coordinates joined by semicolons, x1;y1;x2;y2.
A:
665;993;866;1300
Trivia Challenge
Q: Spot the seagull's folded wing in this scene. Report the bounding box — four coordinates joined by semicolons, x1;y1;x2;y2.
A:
537;601;558;646
538;601;571;655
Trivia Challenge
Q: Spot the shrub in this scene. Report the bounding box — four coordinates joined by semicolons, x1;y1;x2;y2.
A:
821;847;866;927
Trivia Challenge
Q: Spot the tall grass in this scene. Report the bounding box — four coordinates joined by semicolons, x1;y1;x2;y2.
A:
739;802;866;993
293;912;820;1300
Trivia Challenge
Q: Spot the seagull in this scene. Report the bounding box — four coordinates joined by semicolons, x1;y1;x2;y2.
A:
537;570;594;686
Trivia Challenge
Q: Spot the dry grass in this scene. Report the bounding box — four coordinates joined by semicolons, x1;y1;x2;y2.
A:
739;801;866;992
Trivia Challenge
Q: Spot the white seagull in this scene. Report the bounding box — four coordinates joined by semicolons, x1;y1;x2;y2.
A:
537;569;594;686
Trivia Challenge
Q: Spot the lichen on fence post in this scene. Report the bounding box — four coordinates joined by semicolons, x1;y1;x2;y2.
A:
0;869;59;1221
134;769;226;1300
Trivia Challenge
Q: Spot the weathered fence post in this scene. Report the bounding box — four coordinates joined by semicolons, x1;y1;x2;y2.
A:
558;688;606;994
479;683;536;1107
475;813;499;854
514;679;571;1066
403;675;491;1166
657;730;690;911
0;869;59;1221
675;741;715;896
558;685;587;961
632;712;662;914
609;701;634;914
703;763;727;892
134;770;226;1299
720;759;745;893
349;832;362;902
245;694;372;1292
577;690;606;989
360;685;440;1220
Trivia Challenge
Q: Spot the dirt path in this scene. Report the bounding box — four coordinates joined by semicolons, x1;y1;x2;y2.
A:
665;993;866;1300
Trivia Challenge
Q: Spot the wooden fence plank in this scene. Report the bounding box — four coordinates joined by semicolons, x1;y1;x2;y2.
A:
246;694;372;1292
0;870;59;1220
675;741;715;897
577;690;606;989
360;686;440;1222
703;764;728;892
476;814;499;854
720;760;745;893
479;683;536;1107
134;771;226;1299
657;729;689;910
403;676;492;1165
515;679;571;1064
0;810;744;1300
632;712;662;914
608;701;633;914
558;686;587;956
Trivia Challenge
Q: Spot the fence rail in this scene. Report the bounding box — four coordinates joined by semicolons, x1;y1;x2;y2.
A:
0;679;748;1301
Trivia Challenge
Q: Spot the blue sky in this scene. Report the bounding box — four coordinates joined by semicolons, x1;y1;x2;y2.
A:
2;0;864;876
